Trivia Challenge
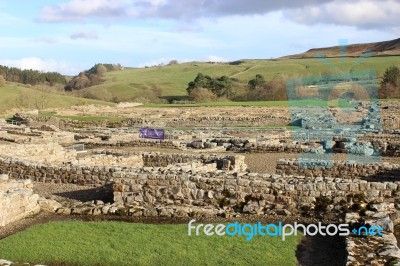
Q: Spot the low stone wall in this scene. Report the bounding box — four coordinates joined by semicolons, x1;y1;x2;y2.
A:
113;167;400;218
0;151;246;186
345;207;400;265
0;158;118;186
92;149;247;171
0;174;40;227
0;143;76;164
275;159;400;180
74;153;144;168
58;116;290;129
84;139;183;150
247;143;307;153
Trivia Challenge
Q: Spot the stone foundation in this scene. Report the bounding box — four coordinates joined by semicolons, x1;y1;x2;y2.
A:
112;166;400;218
0;174;40;227
276;159;400;180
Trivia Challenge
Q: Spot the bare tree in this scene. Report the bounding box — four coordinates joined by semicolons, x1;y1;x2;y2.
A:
0;75;5;87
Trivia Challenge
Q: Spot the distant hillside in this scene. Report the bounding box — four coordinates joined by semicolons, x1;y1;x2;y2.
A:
72;55;400;102
0;82;113;115
285;38;400;59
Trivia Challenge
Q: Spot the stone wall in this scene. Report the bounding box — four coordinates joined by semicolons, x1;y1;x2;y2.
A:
0;143;76;164
0;174;40;227
275;159;400;180
0;152;246;186
73;153;144;168
0;158;121;186
92;149;247;171
345;208;400;265
112;167;400;218
84;139;183;150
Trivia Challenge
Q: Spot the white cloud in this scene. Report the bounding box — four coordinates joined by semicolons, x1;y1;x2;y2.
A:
0;12;25;25
37;0;398;33
70;30;98;39
31;37;58;44
0;57;78;75
38;0;126;22
38;0;333;22
285;0;400;30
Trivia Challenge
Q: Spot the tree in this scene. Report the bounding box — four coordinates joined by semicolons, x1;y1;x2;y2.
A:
210;76;233;97
187;73;212;93
382;66;400;86
0;75;5;87
95;64;107;76
380;66;400;99
33;94;49;110
187;73;234;98
248;74;266;90
168;60;179;65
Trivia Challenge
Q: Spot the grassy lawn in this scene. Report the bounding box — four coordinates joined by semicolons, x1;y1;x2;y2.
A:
0;221;302;266
38;112;126;122
54;115;126;122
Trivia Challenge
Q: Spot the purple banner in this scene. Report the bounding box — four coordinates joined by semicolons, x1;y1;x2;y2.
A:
139;128;165;140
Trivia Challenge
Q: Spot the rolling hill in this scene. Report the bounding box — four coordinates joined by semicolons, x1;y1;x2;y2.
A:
1;38;398;112
285;38;400;58
74;54;400;102
0;83;114;115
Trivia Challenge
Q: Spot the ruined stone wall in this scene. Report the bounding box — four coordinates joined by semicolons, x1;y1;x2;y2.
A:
247;144;306;153
91;149;247;171
164;115;290;128
345;209;400;265
275;159;400;179
84;139;183;150
0;143;76;164
0;174;40;227
22;114;290;130
91;149;209;167
0;158;118;186
112;167;400;218
73;154;144;168
0;152;246;186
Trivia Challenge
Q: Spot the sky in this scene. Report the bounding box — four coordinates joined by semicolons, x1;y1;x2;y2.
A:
0;0;399;75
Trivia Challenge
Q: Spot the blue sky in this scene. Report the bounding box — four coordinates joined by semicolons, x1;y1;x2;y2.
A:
0;0;399;75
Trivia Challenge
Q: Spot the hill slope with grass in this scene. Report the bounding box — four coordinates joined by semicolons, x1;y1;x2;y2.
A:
73;55;400;102
285;38;400;58
0;83;113;115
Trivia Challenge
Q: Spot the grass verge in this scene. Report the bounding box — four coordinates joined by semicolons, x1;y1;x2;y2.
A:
0;221;301;266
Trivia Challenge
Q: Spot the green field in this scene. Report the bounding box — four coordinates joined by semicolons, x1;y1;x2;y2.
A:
0;56;398;113
76;56;400;102
51;114;126;122
0;221;301;266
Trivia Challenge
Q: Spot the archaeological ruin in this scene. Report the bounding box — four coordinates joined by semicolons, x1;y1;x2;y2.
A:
0;101;399;265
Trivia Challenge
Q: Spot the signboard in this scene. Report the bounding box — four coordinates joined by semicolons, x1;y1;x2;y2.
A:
139;128;165;140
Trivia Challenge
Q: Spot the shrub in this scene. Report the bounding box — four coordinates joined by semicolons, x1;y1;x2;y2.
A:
188;87;217;102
